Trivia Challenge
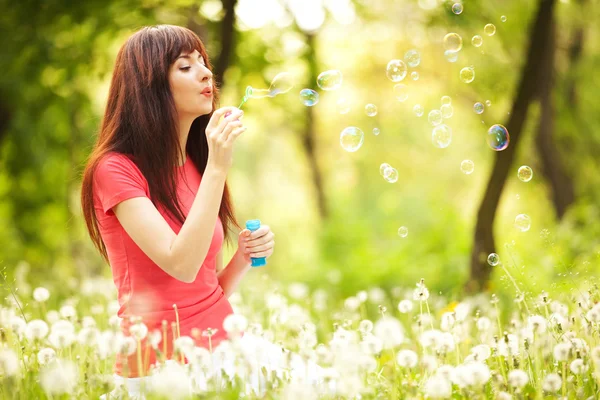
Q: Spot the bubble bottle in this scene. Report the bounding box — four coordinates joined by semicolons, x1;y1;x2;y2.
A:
245;219;267;267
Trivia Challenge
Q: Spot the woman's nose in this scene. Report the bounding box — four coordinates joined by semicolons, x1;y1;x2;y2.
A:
200;66;213;82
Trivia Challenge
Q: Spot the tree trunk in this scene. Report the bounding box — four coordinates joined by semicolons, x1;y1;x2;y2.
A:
566;0;585;108
302;33;328;219
467;0;557;293
535;20;575;220
214;0;238;89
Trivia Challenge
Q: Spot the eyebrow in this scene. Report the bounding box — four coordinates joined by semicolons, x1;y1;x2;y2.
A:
177;53;204;62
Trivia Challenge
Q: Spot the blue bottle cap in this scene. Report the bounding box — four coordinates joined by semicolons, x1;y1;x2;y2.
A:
245;219;261;231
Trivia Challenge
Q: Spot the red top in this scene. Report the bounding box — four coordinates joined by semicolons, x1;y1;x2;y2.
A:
93;151;238;377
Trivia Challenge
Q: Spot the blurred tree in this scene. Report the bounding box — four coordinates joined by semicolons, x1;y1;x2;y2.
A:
468;0;557;292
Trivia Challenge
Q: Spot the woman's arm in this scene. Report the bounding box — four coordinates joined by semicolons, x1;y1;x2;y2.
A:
217;249;251;298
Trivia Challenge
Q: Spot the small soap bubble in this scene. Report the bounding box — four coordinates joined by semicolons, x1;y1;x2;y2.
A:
473;102;484;114
404;50;421;68
445;50;459;63
393;84;409;102
365;104;378;117
441;96;452;105
373;128;381;136
460;66;475;83
337;97;350;114
484;23;497;36
428;110;443;126
501;15;507;22
268;72;295;96
441;104;454;119
386;60;408;82
461;160;475;174
317;70;343;91
432;124;452;148
452;3;463;14
340;127;364;152
299;89;319;106
384;167;399;183
411;71;419;81
398;226;408;238
517;166;533;182
471;35;483;47
413;104;424;117
487;124;510;151
515;194;520;200
487;253;500;266
485;100;492;107
380;163;391;176
443;33;463;52
514;214;531;232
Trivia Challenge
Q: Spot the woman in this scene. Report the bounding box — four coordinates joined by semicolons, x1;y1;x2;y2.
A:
80;25;284;396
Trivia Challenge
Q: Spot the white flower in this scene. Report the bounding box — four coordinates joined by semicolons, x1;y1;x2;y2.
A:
542;373;562;392
282;381;318;400
117;336;136;356
413;285;430;301
476;317;491;331
496;391;513;400
397;299;413;313
266;293;286;310
527;315;547;334
368;287;386;303
223;313;248;338
454;303;471;321
82;316;97;328
452;364;474;388
108;315;122;329
420;329;443;349
438;332;456;353
59;305;77;320
148;330;162;349
51;320;75;335
45;310;60;324
152;361;191;398
25;319;49;340
470;344;491;361
440;312;456;331
48;330;75;349
356;290;368;303
0;349;20;377
288;282;309;300
360;334;383;355
586;303;600;322
129;321;148;340
37;348;56;365
40;359;79;395
396;349;418;368
570;338;589;356
553;342;572;362
497;334;520;357
508;369;529;389
421;354;439;373
425;375;452;398
77;327;100;347
591;346;600;364
33;287;50;302
373;316;404;349
470;362;491;386
9;316;26;336
435;364;456;382
174;336;195;355
569;358;588;374
358;319;374;334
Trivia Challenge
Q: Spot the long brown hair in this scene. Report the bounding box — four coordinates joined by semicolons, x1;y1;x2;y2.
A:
80;25;239;264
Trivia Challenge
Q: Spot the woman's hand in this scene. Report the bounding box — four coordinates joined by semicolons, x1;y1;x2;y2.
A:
205;106;246;173
236;225;275;264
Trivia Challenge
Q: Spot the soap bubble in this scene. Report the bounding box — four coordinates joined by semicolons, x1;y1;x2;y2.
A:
487;124;510;151
428;110;443;126
460;67;475;83
373;128;380;136
413;104;424;117
411;71;419;81
432;124;452;148
340;127;364;152
365;104;378;117
452;3;463;14
445;50;459;63
317;70;343;91
517;166;533;182
441;96;452;105
461;160;475;174
501;15;507;22
299;89;319;106
487;253;500;266
386;60;408;82
441;104;454;118
398;226;409;238
484;23;497;36
404;50;421;68
443;33;463;52
337;97;350;114
393;84;409;102
472;35;483;47
380;163;391;176
384;167;399;183
485;100;492;107
514;214;531;232
242;72;295;105
473;102;484;114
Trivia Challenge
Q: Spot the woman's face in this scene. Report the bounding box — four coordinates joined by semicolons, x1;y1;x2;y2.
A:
169;49;213;118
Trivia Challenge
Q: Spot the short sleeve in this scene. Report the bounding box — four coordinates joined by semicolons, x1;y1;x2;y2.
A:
93;153;149;216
